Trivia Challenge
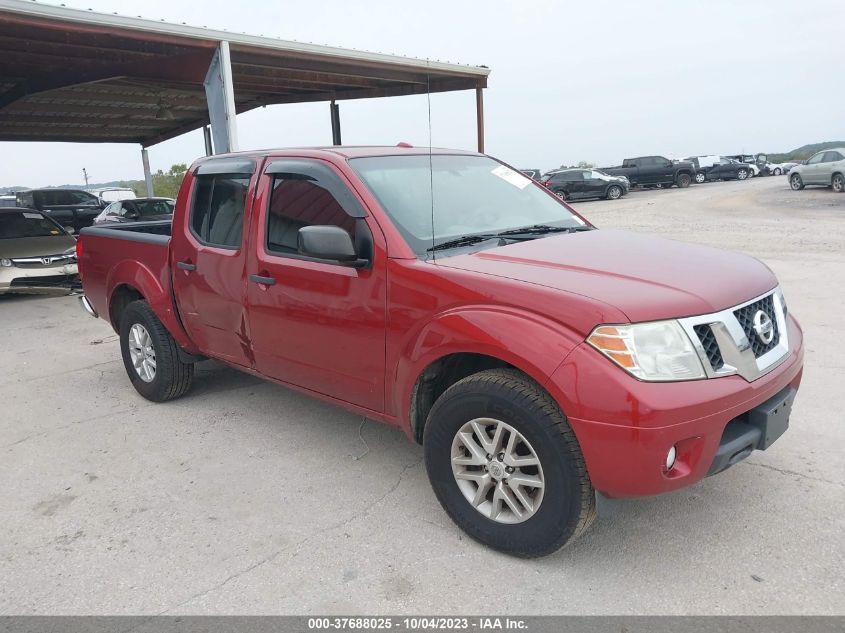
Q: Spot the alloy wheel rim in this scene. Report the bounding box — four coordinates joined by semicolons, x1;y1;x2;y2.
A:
739;170;747;180
696;173;705;183
791;175;801;189
450;417;545;524
609;187;621;199
834;176;843;192
128;323;156;383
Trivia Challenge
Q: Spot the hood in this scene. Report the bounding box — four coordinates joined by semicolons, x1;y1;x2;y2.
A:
438;229;776;322
0;235;76;259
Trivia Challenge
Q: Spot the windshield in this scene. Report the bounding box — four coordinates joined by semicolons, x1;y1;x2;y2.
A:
349;155;586;257
0;211;64;239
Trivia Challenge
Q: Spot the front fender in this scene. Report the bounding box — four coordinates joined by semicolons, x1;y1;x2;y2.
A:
391;305;584;433
106;259;198;353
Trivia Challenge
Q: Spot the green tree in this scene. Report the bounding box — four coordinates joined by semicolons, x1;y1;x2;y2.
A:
132;163;188;198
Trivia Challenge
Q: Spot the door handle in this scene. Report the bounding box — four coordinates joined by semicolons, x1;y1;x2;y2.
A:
249;273;276;286
176;261;196;271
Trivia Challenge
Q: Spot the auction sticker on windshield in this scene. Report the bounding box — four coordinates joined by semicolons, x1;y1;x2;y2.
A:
491;165;531;189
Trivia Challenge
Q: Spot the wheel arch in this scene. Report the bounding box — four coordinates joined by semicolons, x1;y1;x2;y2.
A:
396;307;584;444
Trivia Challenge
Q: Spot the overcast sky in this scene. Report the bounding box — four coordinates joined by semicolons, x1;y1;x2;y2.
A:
1;0;843;187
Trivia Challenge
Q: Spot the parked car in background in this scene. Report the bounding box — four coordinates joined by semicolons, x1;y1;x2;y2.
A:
0;208;78;294
781;162;799;174
726;153;768;176
767;163;785;176
0;195;17;208
76;146;804;557
520;169;543;180
15;188;105;233
541;168;629;200
601;156;696;188
789;148;845;193
89;187;137;203
694;157;752;183
93;198;175;225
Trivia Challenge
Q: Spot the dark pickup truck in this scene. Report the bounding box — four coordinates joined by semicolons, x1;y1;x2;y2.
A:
602;156;696;188
76;146;803;557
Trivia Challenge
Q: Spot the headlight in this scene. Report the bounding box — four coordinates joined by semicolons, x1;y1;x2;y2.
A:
0;258;12;267
587;320;705;381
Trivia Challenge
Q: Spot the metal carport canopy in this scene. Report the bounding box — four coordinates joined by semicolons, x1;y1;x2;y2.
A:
0;0;490;149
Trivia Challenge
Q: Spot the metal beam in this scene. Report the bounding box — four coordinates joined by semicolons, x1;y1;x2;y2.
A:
141;148;154;197
330;100;341;146
203;41;238;154
476;87;485;154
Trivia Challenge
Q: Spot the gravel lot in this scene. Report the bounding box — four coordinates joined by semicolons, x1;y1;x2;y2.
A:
1;176;843;615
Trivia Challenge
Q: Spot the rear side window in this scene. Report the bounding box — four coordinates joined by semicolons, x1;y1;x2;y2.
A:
266;176;356;255
823;151;843;162
190;174;250;248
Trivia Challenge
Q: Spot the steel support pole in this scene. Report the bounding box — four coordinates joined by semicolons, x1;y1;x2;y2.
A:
330;100;342;145
203;126;213;156
141;147;154;197
475;87;485;154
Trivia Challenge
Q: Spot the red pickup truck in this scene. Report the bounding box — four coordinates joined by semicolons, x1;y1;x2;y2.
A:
77;146;804;557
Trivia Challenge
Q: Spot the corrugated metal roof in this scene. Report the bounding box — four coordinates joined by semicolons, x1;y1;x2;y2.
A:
0;0;489;146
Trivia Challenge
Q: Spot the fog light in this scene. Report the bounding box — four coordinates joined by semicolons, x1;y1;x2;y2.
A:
666;445;677;471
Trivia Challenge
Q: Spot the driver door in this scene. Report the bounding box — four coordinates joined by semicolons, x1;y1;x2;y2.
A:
245;158;388;412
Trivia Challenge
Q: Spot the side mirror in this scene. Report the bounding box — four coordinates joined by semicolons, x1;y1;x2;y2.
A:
64;226;75;235
124;209;140;220
298;225;367;267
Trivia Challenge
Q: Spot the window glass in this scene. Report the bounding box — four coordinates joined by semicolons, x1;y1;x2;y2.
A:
807;153;824;164
0;211;62;239
822;151;842;162
350;154;584;258
581;171;594;180
190;174;249;248
104;202;121;215
134;199;175;217
266;176;356;255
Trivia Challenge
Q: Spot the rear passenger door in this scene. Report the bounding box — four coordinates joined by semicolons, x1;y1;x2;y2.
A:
170;158;257;367
245;158;387;412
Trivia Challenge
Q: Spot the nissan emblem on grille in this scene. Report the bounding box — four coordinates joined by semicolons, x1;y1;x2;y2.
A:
752;310;774;344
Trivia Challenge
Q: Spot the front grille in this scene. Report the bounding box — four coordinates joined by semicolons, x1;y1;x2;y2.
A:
11;254;75;269
10;274;77;288
694;324;724;370
734;295;779;357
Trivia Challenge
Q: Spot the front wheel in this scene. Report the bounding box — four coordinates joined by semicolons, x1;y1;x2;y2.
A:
423;369;596;557
832;173;844;193
676;173;691;188
120;300;194;402
790;173;805;190
606;185;623;200
773;167;782;176
737;169;748;180
694;172;706;184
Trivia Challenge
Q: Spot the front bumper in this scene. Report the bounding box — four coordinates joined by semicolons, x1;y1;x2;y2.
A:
548;315;804;498
0;263;78;294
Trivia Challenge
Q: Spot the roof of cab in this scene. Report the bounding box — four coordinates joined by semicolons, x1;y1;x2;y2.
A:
193;145;483;167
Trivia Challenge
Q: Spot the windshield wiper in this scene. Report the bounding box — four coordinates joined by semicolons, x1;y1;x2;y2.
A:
426;233;534;252
496;224;594;236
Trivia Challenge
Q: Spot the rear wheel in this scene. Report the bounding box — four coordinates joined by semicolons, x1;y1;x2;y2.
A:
694;172;706;184
832;173;844;193
119;300;194;402
773;167;782;176
676;173;691;188
423;368;596;557
790;173;804;190
606;185;623;200
553;189;567;201
737;169;749;180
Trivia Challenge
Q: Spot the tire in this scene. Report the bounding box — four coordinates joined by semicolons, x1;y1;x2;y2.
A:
606;185;623;200
423;368;596;558
676;173;691;188
773;168;782;176
119;300;194;402
832;173;844;193
790;173;804;190
553;189;567;201
694;172;706;184
737;169;748;180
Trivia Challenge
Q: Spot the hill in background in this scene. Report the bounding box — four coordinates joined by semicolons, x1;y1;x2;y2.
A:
769;141;845;163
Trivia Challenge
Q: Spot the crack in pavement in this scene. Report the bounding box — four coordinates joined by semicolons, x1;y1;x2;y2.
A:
743;460;844;487
159;457;424;613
